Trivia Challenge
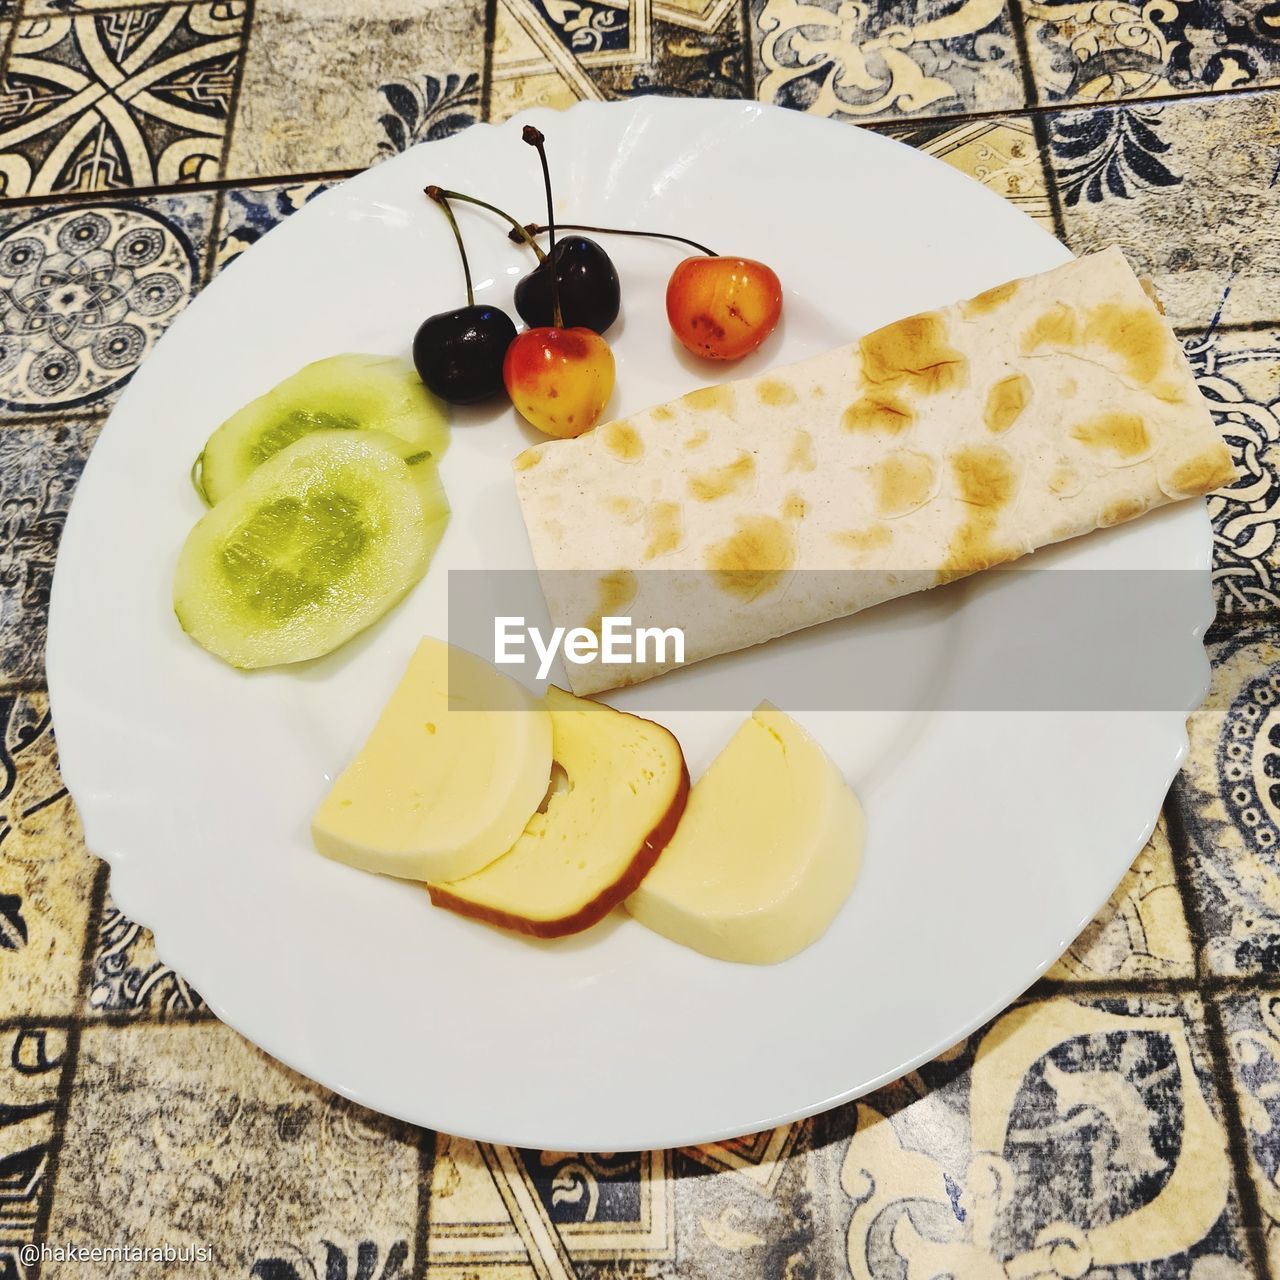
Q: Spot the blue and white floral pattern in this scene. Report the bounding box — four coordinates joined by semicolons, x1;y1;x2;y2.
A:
0;205;198;412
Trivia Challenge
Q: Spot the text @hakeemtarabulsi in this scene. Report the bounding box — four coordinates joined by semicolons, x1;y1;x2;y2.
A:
446;569;1218;712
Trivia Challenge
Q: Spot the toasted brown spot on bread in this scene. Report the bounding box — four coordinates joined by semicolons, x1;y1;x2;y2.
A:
708;516;795;601
873;451;938;519
787;429;816;473
757;377;797;407
598;570;636;615
962;279;1020;316
585;571;638;642
683;428;709;450
984;373;1031;434
782;492;807;520
1161;445;1237;497
684;384;735;414
1071;412;1151;462
1082;303;1166;386
951;444;1018;508
1139;277;1166;314
1151;379;1185;404
643;501;684;560
938;514;1019;583
1100;497;1149;527
514;448;541;471
834;525;893;556
603;494;641;522
843;395;914;434
651;404;674;422
689;451;756;501
1021;304;1079;354
602;420;643;461
1048;465;1082;497
859;312;967;395
1058;376;1078;398
939;445;1021;582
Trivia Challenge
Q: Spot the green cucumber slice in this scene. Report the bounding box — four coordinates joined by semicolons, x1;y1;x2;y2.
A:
194;354;449;505
175;430;449;669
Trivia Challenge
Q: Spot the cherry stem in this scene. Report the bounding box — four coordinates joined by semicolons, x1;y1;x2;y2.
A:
523;126;563;328
424;185;547;263
427;188;474;307
515;222;719;258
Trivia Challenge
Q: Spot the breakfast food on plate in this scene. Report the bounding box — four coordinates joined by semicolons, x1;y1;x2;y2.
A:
414;124;782;420
510;219;783;360
420;129;618;433
415;189;518;404
666;253;783;361
626;703;864;964
175;431;449;668
427;685;689;937
513;247;1237;695
501;128;616;436
194;353;448;505
504;322;616;440
312;638;552;882
513;230;619;334
432;186;621;335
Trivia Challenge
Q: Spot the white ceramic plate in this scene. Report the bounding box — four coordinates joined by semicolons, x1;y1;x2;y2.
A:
47;99;1213;1150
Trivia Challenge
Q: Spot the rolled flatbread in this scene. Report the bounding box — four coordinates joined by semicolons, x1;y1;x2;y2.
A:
513;247;1235;695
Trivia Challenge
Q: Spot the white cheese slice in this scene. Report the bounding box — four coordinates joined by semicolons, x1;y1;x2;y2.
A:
626;703;864;964
312;637;552;882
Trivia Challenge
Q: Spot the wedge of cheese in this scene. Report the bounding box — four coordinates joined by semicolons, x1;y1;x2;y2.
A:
626;703;864;964
427;686;688;937
312;638;552;882
513;247;1237;695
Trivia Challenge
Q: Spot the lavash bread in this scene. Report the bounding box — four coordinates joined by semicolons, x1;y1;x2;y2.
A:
513;247;1236;696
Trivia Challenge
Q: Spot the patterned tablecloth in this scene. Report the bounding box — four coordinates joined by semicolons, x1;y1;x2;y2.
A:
1;1;1278;1276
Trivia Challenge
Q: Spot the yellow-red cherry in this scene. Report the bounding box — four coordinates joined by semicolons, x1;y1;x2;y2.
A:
666;256;783;361
503;326;615;439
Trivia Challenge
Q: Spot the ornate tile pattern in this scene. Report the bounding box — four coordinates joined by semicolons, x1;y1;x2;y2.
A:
750;0;1028;122
878;114;1056;230
212;177;331;274
224;0;487;180
0;5;247;197
1176;618;1280;978
87;890;203;1018
1047;91;1280;331
834;994;1252;1277
1043;815;1195;983
47;1023;421;1277
1222;989;1280;1266
0;695;96;1018
0;194;213;418
0;1025;72;1275
1021;1;1280;105
0;418;100;682
25;0;181;13
0;2;1276;1273
488;0;747;123
423;994;1257;1275
1194;327;1280;616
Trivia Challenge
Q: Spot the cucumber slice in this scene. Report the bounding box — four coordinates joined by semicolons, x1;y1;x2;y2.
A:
194;354;449;505
175;430;449;669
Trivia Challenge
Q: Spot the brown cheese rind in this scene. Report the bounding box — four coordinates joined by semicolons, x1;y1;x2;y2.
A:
514;247;1237;695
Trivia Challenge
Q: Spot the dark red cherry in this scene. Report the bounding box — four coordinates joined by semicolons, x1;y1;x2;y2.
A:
514;235;620;334
417;187;516;404
414;304;517;404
